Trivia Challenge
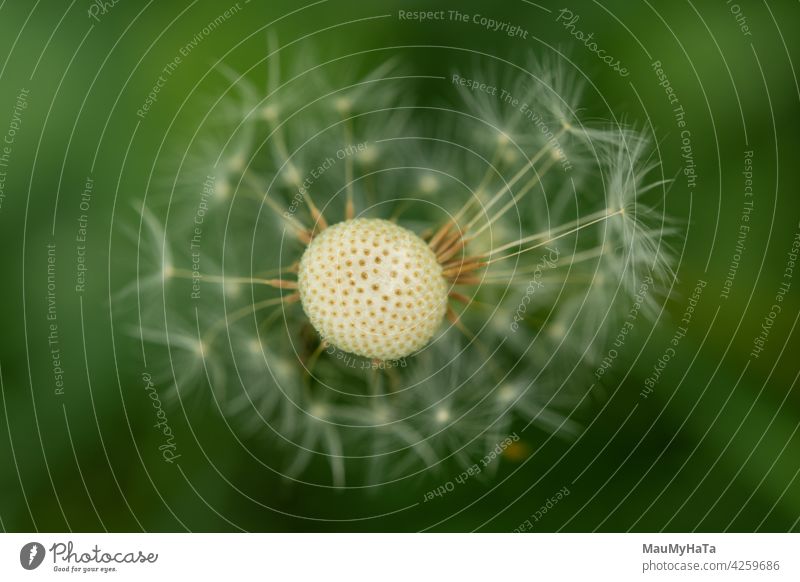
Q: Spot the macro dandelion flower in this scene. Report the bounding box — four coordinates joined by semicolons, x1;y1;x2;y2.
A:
125;47;674;486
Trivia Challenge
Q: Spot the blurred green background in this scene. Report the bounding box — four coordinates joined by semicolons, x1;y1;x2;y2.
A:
0;0;798;532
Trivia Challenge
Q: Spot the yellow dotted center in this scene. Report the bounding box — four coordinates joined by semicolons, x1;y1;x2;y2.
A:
298;218;448;361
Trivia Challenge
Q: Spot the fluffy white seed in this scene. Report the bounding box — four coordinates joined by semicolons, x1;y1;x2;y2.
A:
298;218;448;360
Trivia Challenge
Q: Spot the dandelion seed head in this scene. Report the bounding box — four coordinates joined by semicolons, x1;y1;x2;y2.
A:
297;218;448;361
127;49;675;485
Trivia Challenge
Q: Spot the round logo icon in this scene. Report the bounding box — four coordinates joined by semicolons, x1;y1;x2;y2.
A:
20;542;46;570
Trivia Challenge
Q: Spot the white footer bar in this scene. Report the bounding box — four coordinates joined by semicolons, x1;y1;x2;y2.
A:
1;533;797;581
